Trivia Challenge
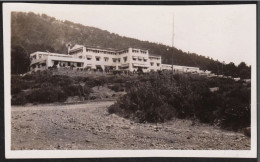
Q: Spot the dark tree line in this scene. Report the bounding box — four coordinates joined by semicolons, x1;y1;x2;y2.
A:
11;12;251;78
11;45;30;74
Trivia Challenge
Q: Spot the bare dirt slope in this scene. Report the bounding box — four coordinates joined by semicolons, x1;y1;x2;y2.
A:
11;101;250;150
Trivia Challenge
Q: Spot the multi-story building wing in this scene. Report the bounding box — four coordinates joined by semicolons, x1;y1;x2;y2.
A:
67;44;155;72
29;51;84;72
148;55;161;72
30;44;162;73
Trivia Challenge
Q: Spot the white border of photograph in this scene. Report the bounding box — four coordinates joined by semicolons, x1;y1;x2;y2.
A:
3;3;257;158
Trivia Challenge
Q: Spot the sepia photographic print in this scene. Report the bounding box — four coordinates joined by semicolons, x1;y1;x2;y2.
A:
3;3;257;158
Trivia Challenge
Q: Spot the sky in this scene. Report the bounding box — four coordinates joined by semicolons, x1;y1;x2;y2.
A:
8;3;256;65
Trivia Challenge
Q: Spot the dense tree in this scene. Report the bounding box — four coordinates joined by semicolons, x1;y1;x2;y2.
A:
11;45;30;74
224;62;237;77
237;62;251;79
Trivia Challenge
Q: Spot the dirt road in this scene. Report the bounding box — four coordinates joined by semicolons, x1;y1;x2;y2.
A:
11;101;250;150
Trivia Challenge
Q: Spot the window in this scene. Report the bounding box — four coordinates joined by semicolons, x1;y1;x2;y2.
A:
77;63;82;67
157;63;160;67
150;62;154;66
123;57;127;62
113;58;117;63
104;57;109;62
79;56;82;59
140;50;147;54
96;57;100;61
86;55;92;60
132;49;139;53
118;58;121;63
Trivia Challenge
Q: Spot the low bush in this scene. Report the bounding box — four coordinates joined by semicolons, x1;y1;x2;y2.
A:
108;72;251;130
11;72;94;104
108;83;125;92
11;75;31;94
64;84;80;96
27;84;68;103
11;93;28;105
108;103;123;114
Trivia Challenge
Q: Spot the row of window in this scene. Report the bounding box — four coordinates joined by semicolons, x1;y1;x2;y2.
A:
31;53;72;60
79;56;128;63
30;55;37;60
31;63;46;68
80;55;150;63
140;50;147;54
132;57;148;62
150;62;160;67
132;49;147;54
86;49;129;55
132;49;139;53
86;48;148;55
86;49;117;55
71;48;148;55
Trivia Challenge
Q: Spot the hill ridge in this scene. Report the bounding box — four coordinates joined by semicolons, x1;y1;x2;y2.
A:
11;11;250;78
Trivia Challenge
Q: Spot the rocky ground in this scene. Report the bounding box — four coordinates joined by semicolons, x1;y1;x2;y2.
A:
11;101;250;150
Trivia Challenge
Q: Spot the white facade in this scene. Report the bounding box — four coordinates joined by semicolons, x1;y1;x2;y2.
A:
29;44;210;75
161;64;201;73
149;55;162;72
30;45;163;73
29;52;84;72
67;45;161;72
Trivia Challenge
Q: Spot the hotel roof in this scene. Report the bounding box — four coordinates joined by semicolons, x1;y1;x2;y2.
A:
30;51;69;56
83;45;149;52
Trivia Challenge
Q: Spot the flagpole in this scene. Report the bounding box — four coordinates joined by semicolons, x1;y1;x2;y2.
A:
172;12;174;72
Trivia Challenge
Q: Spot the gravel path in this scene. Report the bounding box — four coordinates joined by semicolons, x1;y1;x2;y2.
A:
11;101;250;150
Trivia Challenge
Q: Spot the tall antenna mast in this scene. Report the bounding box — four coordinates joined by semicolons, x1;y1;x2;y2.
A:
172;12;174;72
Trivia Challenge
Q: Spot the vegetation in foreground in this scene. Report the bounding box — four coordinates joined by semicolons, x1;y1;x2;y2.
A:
11;70;127;105
108;72;251;131
11;70;251;131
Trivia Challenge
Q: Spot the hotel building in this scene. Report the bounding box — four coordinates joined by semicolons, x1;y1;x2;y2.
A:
29;44;210;75
30;44;162;73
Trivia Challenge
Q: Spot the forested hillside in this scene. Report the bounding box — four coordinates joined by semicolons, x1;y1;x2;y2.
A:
11;12;251;78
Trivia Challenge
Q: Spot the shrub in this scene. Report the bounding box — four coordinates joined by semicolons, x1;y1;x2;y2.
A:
27;84;68;103
108;103;123;114
11;72;95;105
108;83;125;92
64;84;80;96
11;93;27;105
108;72;251;130
108;77;178;123
11;75;31;95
